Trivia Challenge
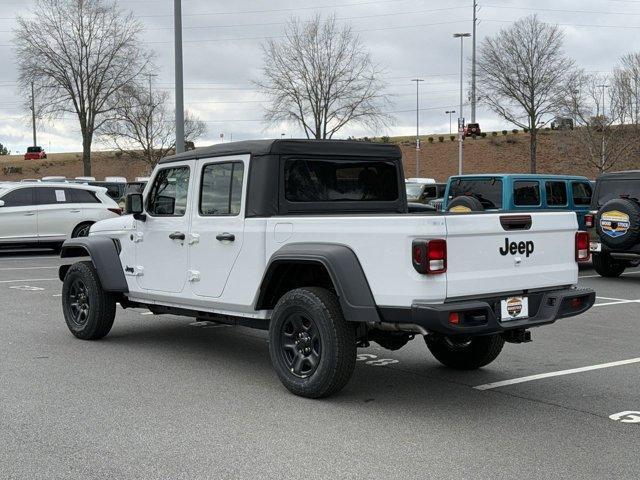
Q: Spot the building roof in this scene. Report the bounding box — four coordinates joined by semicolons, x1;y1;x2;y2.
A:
159;139;402;164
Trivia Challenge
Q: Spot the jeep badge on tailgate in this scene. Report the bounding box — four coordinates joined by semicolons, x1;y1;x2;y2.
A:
500;238;534;257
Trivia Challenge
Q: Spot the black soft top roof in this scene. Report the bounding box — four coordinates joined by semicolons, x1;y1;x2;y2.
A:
159;139;402;164
597;170;640;181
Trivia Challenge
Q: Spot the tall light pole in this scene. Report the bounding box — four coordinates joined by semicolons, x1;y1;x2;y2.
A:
471;0;478;124
30;81;37;147
174;0;185;154
411;78;424;177
599;84;609;170
145;73;158;155
454;33;471;175
445;110;456;134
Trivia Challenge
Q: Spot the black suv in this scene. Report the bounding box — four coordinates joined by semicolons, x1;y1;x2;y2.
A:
589;170;640;277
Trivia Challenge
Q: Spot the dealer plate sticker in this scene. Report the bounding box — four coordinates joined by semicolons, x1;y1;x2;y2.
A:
600;210;630;238
500;296;529;321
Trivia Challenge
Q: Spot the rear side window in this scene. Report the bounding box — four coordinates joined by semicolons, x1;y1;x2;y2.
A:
545;181;567;206
68;189;100;204
146;166;190;216
572;182;593;206
200;162;244;216
449;178;503;209
36;188;74;205
593;180;640;207
513;181;540;206
1;188;35;207
284;159;398;202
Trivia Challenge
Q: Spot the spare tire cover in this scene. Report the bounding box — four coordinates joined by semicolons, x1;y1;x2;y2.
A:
447;195;485;213
596;198;640;249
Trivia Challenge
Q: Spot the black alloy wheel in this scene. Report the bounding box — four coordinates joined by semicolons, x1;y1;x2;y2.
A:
68;278;90;327
278;312;321;378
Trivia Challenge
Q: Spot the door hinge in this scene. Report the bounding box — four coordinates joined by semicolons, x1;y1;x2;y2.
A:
187;270;201;282
124;265;144;276
188;233;200;245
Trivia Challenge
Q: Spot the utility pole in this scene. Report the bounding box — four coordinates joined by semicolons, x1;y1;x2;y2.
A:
174;0;185;154
599;84;609;171
446;110;456;134
471;0;478;124
412;78;424;177
31;81;36;146
145;73;158;157
454;33;471;175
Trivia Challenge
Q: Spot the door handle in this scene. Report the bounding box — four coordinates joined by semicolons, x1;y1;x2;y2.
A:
24;211;36;216
216;233;235;242
169;231;186;241
69;209;81;213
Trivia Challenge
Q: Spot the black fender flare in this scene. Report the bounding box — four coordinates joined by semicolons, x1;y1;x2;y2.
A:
256;243;380;323
59;237;129;293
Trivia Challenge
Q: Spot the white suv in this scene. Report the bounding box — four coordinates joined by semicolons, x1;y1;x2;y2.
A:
0;182;121;248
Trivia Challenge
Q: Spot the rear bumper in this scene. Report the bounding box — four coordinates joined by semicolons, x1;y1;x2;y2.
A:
379;287;595;336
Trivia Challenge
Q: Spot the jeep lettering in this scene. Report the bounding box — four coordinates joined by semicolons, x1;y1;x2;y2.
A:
500;238;535;257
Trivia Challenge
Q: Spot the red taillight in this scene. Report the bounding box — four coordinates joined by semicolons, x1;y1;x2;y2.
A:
575;231;590;262
448;312;460;325
412;239;447;274
584;214;594;229
108;207;123;216
570;297;583;309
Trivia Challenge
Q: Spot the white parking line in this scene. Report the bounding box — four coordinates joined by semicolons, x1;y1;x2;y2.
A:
594;300;640;307
580;271;640;279
475;357;640;391
0;266;58;271
0;278;58;284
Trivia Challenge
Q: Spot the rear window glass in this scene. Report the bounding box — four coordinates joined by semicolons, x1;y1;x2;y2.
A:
284;159;398;202
27;147;42;153
68;188;100;203
572;182;592;206
448;178;503;209
36;188;73;204
595;180;640;207
405;184;423;198
545;181;567;206
513;181;541;206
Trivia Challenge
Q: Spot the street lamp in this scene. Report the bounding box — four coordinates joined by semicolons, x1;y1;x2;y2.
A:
445;110;456;135
174;0;185;153
411;78;424;177
453;32;471;175
598;84;609;170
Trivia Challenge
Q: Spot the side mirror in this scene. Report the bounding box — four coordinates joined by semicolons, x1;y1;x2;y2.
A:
125;193;145;221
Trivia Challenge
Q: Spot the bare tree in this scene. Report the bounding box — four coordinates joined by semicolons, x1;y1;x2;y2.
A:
14;0;151;175
99;83;206;170
559;71;635;173
477;15;574;173
613;52;640;129
256;15;391;139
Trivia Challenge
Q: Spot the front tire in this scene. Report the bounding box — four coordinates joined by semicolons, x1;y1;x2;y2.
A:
425;334;504;370
269;287;356;398
62;261;116;340
592;253;626;278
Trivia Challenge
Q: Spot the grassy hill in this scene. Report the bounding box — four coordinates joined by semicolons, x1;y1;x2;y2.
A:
1;128;639;182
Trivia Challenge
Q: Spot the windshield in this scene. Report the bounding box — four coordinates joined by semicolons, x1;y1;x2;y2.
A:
595;179;640;207
405;183;424;198
448;178;503;209
27;147;42;153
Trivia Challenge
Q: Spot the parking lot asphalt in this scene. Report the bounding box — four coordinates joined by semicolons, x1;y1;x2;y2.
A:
1;250;639;479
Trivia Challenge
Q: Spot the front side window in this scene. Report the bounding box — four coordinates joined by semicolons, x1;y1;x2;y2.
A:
1;188;35;207
448;178;503;209
200;162;244;216
146;166;190;216
284;159;398;202
545;181;567;206
572;182;593;206
513;181;541;206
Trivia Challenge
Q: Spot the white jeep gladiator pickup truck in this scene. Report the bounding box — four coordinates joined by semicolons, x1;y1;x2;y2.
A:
58;140;595;398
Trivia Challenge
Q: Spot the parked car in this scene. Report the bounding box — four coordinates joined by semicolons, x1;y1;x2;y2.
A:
89;181;127;201
464;123;481;137
587;170;640;277
117;181;147;208
442;174;593;229
58;139;594;398
406;181;446;204
0;182;121;249
24;146;47;160
551;117;574;130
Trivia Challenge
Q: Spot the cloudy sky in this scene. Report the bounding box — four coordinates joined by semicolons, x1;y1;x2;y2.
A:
1;0;640;153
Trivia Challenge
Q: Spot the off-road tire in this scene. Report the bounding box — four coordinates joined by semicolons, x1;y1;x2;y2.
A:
425;334;505;370
269;287;356;398
596;198;640;250
62;261;116;340
71;222;94;238
592;253;626;278
447;195;485;212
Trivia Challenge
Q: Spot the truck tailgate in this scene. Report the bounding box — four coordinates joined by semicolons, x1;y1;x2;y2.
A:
444;212;578;299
